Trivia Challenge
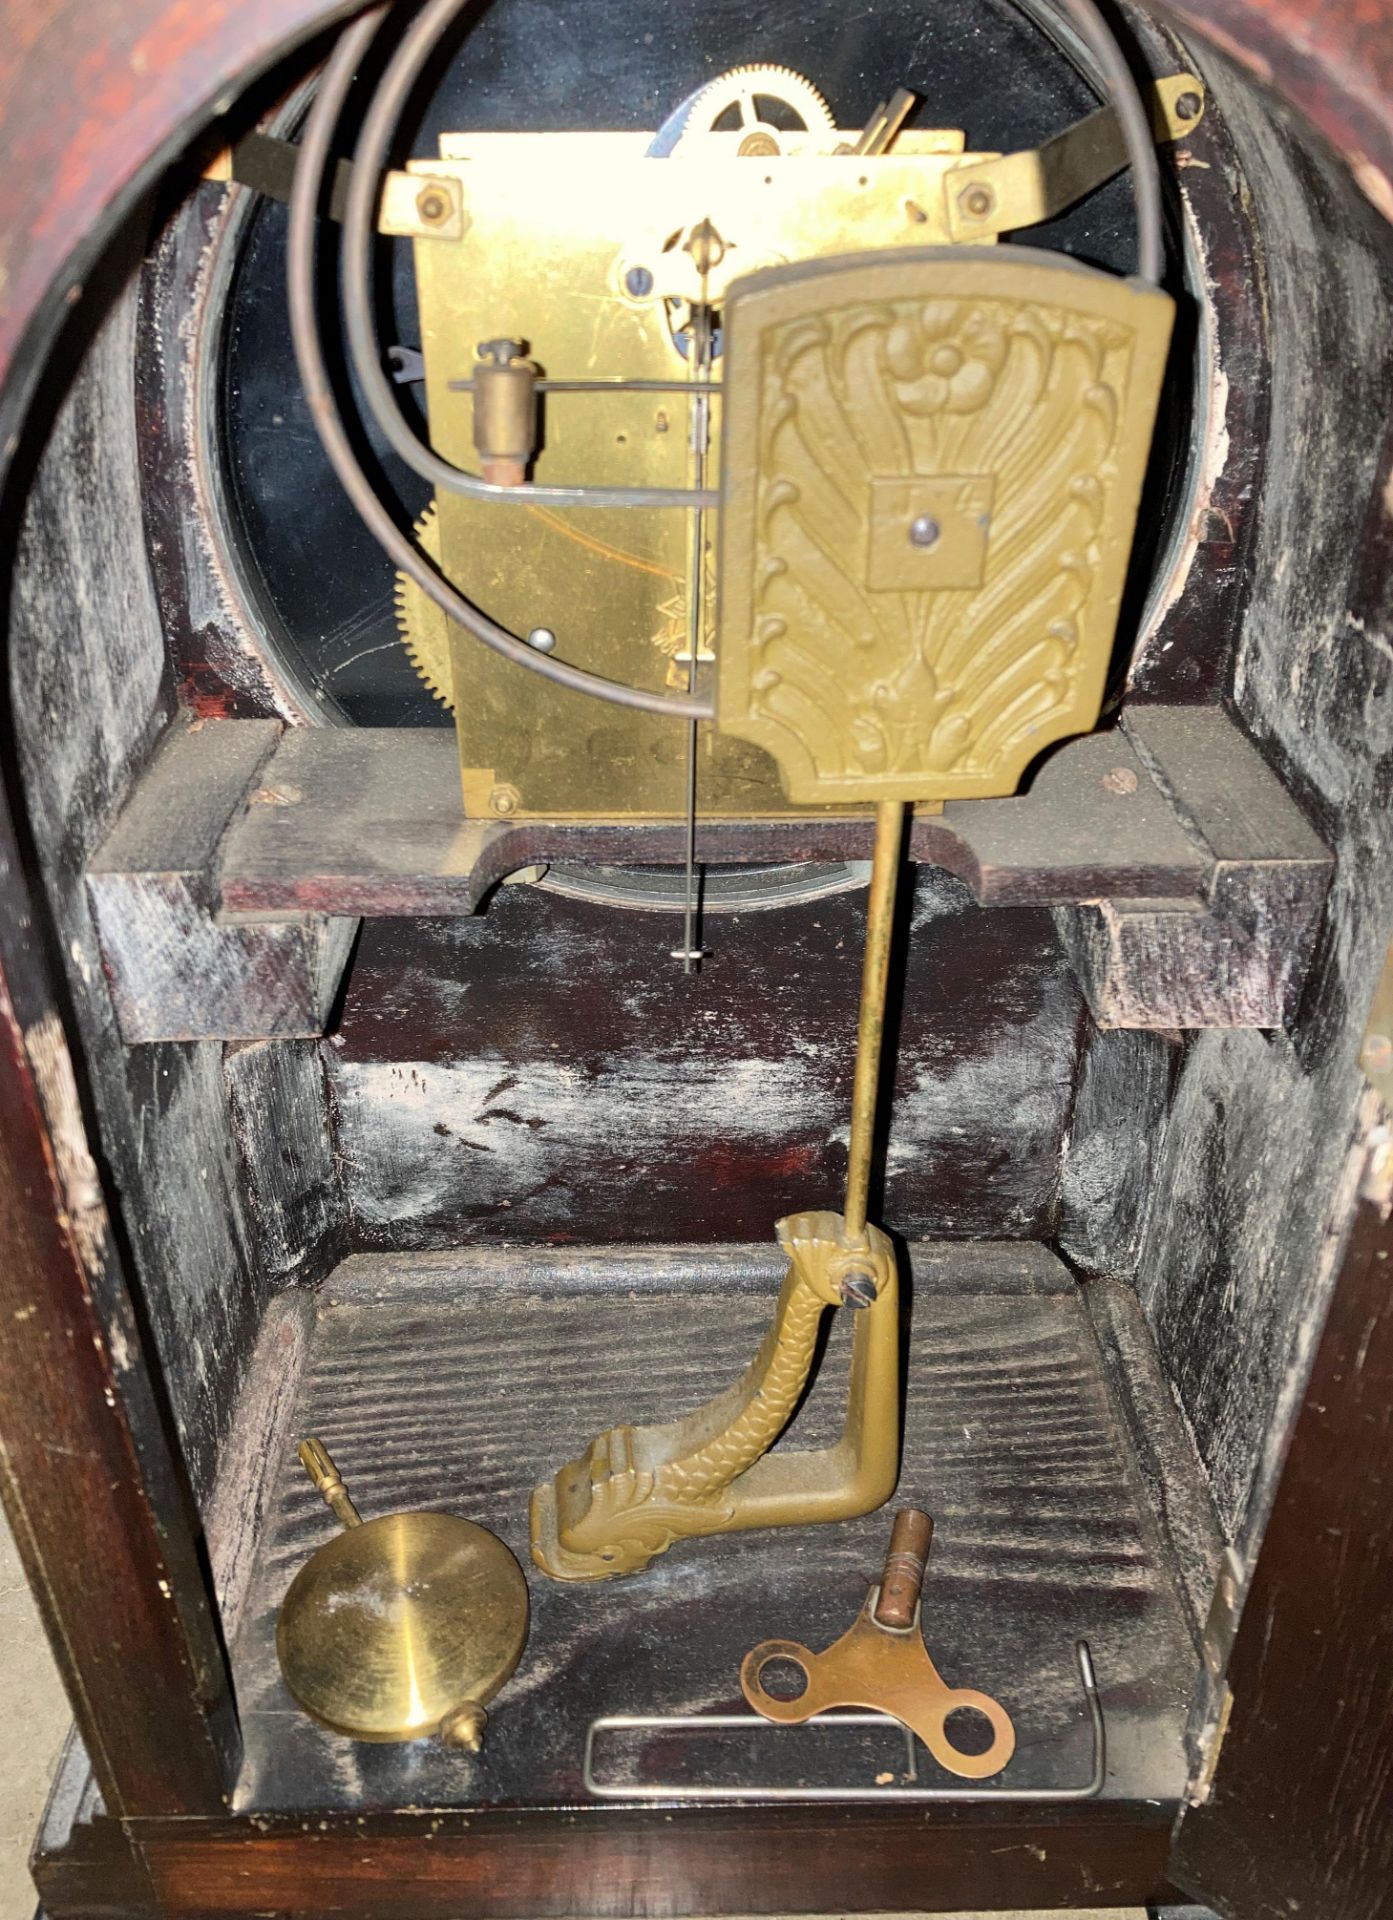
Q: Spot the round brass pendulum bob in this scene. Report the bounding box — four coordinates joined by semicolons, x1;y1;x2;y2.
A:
276;1510;529;1747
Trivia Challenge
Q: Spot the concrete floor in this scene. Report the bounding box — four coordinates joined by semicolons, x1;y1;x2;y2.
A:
1;1511;69;1920
0;1510;1152;1920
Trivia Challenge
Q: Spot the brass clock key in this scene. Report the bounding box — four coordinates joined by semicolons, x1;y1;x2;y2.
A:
741;1509;1017;1779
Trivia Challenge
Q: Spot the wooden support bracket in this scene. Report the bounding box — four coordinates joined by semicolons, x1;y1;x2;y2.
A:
86;718;360;1044
1053;706;1332;1030
84;706;1331;1042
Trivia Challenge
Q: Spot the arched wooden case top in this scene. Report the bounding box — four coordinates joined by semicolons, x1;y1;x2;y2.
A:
715;247;1174;804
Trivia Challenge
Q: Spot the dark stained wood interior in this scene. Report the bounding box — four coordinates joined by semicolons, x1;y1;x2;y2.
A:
1125;42;1393;1553
227;1243;1198;1815
1170;1180;1393;1919
323;880;1085;1247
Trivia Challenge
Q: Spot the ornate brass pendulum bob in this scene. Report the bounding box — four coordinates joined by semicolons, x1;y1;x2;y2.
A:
277;1439;529;1746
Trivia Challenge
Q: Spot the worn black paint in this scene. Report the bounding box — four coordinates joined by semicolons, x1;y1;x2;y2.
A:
1131;61;1393;1550
324;871;1085;1247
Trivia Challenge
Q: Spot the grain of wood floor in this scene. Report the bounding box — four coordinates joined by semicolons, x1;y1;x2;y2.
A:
0;1509;1150;1920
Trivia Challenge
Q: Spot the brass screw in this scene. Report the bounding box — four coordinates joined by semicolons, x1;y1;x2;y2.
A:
1175;90;1202;122
416;186;451;226
490;784;522;817
959;182;995;221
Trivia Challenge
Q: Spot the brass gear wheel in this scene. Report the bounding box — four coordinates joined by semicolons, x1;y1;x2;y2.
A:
682;65;835;156
394;498;454;712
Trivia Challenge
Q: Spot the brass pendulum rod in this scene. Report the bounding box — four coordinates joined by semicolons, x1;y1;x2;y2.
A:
833;86;918;1221
298;1436;362;1528
530;807;907;1580
843;800;908;1243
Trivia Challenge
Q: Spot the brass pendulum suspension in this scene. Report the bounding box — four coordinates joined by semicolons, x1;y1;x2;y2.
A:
529;52;1175;1572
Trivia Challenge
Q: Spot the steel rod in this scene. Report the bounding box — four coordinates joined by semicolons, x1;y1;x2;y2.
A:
677;301;714;974
447;377;723;394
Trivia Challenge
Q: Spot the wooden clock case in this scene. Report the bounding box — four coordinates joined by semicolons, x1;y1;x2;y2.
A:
0;3;1389;1917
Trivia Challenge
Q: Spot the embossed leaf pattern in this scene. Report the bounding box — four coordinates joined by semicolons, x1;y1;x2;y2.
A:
746;296;1135;789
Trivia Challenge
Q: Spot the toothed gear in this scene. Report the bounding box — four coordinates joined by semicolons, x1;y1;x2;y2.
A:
681;65;835;155
394;499;455;712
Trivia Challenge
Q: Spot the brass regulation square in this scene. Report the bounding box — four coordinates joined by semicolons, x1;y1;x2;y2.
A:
864;475;995;592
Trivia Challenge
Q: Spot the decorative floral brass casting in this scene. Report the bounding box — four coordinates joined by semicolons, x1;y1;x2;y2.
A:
716;248;1174;804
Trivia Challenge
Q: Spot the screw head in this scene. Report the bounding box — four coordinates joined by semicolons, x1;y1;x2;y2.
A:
959;182;995;220
908;515;940;550
839;1270;879;1309
526;626;558;654
624;264;655;299
490;784;522;817
416;187;450;226
1175;90;1202;122
1362;1032;1393;1075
